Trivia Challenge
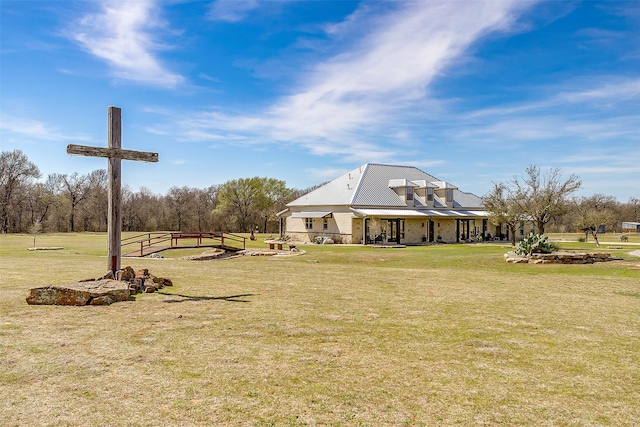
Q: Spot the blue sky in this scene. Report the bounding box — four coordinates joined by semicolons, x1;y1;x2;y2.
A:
1;0;638;201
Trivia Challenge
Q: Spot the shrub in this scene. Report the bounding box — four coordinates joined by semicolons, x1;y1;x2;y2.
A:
515;233;558;256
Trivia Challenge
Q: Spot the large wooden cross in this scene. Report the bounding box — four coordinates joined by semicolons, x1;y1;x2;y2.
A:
67;106;158;273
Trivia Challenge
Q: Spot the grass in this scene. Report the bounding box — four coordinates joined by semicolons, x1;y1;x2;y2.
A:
1;233;640;426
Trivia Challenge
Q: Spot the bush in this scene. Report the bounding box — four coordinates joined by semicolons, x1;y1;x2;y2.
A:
515;233;558;256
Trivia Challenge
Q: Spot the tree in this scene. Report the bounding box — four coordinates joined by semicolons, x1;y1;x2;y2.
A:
215;177;295;232
29;219;43;248
167;186;196;231
482;182;523;246
0;150;41;233
81;169;108;231
50;172;93;232
510;165;581;234
573;195;616;246
626;197;639;223
255;178;296;233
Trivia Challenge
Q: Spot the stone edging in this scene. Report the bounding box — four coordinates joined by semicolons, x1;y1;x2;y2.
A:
504;251;623;264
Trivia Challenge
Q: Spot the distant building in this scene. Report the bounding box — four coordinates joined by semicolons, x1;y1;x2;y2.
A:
622;222;640;233
277;163;504;244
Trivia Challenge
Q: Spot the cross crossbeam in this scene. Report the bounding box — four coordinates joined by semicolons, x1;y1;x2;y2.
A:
67;144;158;162
66;106;158;273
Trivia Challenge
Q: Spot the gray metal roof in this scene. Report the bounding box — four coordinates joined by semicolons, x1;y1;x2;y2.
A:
288;163;483;208
351;208;489;217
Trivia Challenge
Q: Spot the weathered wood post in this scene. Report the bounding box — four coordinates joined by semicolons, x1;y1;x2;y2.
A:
108;107;122;274
67;106;158;274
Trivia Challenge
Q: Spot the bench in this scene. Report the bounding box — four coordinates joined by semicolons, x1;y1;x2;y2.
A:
264;240;296;251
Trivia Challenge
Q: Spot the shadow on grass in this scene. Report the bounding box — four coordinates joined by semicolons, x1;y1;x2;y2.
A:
157;292;256;303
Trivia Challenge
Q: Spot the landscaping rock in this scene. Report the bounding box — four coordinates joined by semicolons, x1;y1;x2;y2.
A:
26;286;91;306
26;279;129;306
505;251;622;264
27;269;172;306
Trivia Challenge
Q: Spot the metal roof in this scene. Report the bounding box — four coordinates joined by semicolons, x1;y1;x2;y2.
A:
351;208;489;218
287;163;483;208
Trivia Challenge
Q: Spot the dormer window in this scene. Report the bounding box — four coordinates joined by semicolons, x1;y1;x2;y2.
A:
427;187;434;202
406;187;413;201
446;189;453;203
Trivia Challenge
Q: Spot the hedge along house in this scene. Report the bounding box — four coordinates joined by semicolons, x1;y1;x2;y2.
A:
277;163;496;245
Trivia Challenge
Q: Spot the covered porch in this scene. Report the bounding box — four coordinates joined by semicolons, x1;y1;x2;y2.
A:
351;208;490;245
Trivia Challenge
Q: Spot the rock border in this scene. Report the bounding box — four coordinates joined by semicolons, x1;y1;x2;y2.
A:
504;251;623;264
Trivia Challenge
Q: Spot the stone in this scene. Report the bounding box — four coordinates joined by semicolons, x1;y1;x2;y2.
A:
117;266;136;281
505;251;621;264
27;268;172;306
135;269;149;279
26;279;129;306
26;286;91;306
504;251;528;264
89;295;115;306
153;277;172;287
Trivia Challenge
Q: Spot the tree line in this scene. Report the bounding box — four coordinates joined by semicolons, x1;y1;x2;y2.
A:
482;165;639;246
1;150;638;238
0;149;306;234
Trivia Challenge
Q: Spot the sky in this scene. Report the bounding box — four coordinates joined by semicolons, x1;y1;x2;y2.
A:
1;0;639;201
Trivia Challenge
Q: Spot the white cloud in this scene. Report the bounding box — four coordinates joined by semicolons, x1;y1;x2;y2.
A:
0;113;93;142
70;0;184;88
168;0;532;161
207;0;260;22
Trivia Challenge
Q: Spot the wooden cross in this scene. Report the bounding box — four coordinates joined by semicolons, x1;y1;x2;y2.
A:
67;106;158;273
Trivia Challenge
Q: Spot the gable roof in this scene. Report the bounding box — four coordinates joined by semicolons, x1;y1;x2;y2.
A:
288;163;483;208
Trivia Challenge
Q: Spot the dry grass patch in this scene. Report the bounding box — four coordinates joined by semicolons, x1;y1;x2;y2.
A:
1;233;639;426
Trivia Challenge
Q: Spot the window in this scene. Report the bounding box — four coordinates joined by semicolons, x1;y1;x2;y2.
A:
323;217;328;230
305;218;313;229
406;187;413;201
446;189;453;203
426;187;433;201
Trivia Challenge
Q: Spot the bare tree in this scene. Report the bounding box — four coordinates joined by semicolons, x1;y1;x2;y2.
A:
573;195;616;246
511;165;581;234
50;172;93;232
483;182;523;246
167;186;196;231
626;197;639;223
0;150;41;233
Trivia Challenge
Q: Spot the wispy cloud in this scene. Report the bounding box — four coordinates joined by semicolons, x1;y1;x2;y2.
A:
70;0;183;88
163;0;532;161
0;113;93;142
207;0;260;22
455;78;640;144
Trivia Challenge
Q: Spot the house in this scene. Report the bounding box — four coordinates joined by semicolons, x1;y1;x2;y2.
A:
277;163;502;244
622;222;640;233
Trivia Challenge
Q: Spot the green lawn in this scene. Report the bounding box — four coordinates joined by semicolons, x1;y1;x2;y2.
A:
1;233;639;426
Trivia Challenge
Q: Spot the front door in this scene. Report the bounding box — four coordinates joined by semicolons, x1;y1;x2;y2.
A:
428;219;434;242
385;219;404;243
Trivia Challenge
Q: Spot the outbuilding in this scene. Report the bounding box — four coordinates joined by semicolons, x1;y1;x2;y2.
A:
622;222;640;233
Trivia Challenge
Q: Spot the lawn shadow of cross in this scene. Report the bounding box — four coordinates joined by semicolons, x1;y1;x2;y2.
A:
158;292;256;303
